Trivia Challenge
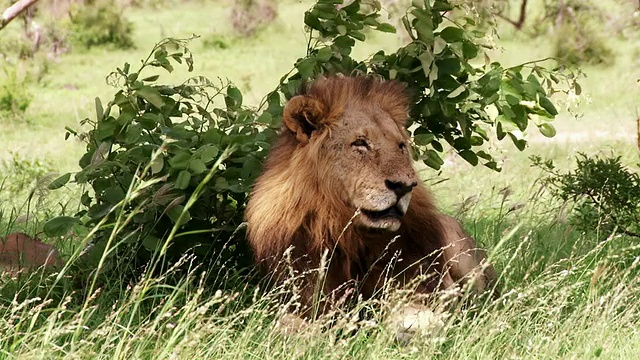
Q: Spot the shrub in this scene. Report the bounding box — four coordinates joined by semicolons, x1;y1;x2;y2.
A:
49;37;271;273
0;68;33;119
202;34;231;50
554;21;614;66
69;0;135;49
533;154;640;238
0;152;53;194
49;0;576;277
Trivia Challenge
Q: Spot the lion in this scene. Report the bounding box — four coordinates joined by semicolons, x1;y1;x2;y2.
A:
0;232;63;275
245;76;495;321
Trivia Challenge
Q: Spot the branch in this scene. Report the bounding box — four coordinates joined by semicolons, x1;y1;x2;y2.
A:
636;109;639;155
495;0;528;30
0;0;40;31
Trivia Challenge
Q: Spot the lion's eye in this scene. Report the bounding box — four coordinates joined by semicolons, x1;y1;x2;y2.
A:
399;142;407;150
351;138;370;150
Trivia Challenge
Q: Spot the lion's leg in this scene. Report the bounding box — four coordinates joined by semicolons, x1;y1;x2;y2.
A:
438;214;497;294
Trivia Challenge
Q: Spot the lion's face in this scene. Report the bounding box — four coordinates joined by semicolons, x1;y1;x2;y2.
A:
320;104;417;232
282;79;417;232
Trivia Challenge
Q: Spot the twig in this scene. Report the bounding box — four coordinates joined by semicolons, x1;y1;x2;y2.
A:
495;0;528;30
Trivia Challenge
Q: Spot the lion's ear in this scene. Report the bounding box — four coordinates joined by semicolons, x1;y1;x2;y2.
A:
283;95;327;143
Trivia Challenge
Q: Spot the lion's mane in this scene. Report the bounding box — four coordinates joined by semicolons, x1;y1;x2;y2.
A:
245;76;448;309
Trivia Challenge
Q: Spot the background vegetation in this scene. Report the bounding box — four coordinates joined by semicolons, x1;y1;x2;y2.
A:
0;0;639;358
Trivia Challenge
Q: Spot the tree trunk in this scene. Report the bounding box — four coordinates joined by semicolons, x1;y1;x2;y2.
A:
1;0;40;31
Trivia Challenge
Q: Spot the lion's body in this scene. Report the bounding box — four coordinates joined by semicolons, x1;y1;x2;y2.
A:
246;76;493;315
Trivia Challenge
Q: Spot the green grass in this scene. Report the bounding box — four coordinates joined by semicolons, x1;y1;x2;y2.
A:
1;0;640;358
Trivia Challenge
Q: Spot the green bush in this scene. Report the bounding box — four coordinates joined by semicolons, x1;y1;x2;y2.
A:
554;22;614;66
49;0;576;276
0;68;33;118
202;34;231;50
69;0;135;49
50;37;270;272
0;152;53;194
533;154;640;238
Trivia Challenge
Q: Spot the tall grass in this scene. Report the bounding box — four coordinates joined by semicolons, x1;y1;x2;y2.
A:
1;161;639;359
1;0;639;358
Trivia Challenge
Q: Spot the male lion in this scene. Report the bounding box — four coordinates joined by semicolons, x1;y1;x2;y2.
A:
245;76;495;320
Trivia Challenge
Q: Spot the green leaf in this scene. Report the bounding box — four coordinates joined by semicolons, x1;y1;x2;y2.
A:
437;58;461;75
142;75;160;82
43;216;78;237
350;30;366;42
135;86;165;109
538;123;557;138
256;112;273;125
333;35;355;55
411;8;434;44
167;205;191;226
376;23;396;33
103;186;126;205
296;58;317;79
48;173;71;190
423;150;444;170
81;192;91;207
508;133;527;150
414;133;435;146
447;85;466;98
539;96;558;116
432;0;452;11
124;124;142;144
458;150;478;166
189;159;207;174
574;82;582;95
199;145;220;163
439;27;464;43
142;235;161;251
226;86;243;108
150;155;164;174
418;51;434;78
304;11;323;30
214;177;230;190
95;118;118;141
497;114;519;132
169;152;192;170
316;47;333;62
433;37;447;55
140;113;162;130
505;95;520;105
95;97;104;121
175;170;191;190
462;41;478;59
241;156;263;179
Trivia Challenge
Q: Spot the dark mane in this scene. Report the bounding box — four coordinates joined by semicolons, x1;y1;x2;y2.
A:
298;76;412;126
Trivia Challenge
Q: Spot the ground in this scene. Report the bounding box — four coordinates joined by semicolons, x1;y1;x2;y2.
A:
0;0;639;358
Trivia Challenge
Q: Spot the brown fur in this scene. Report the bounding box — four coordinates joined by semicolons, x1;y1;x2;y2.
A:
0;232;63;275
246;76;493;315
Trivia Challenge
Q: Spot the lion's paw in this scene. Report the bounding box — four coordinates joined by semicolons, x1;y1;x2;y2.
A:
390;305;448;344
276;313;309;335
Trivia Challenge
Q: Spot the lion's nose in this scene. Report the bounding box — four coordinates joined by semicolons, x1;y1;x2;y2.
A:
384;179;417;198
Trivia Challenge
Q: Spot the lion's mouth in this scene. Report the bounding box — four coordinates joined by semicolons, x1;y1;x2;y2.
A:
361;205;405;221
